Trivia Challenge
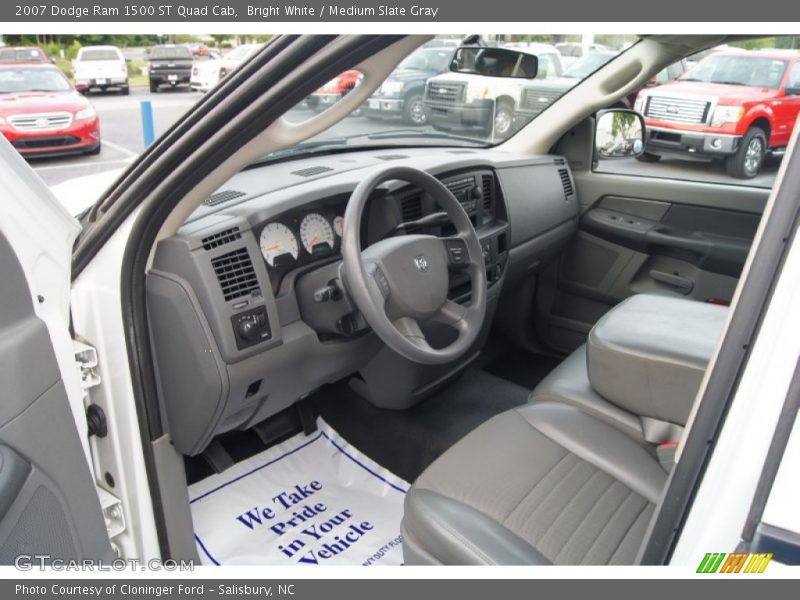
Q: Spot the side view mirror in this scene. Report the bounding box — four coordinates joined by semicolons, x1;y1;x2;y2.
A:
450;47;538;79
595;109;646;160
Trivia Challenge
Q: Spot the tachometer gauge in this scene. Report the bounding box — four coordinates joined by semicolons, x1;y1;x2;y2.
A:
299;213;335;254
333;215;345;237
259;222;299;267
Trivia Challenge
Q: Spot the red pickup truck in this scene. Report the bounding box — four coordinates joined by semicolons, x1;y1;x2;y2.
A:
635;50;800;178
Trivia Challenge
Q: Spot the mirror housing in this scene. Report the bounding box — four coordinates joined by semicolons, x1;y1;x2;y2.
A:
595;109;646;160
450;47;538;79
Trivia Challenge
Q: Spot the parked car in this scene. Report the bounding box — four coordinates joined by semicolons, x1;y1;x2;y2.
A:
72;45;129;95
515;53;688;124
364;47;454;125
635;49;800;178
555;42;609;68
0;64;100;157
515;51;619;123
305;69;364;112
191;44;261;92
148;44;194;92
188;43;211;57
424;43;564;139
0;46;51;64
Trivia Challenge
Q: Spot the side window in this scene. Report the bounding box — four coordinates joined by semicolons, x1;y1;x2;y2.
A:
596;37;797;189
787;62;800;93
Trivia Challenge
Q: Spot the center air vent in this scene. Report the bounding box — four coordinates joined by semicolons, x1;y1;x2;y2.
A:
481;174;494;212
204;189;245;207
202;227;241;250
211;247;259;301
291;165;333;177
558;169;574;198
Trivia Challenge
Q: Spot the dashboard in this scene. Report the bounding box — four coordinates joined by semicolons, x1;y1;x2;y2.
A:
146;148;579;456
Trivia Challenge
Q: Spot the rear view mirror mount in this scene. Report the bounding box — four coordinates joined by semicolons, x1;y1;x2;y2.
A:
449;47;538;79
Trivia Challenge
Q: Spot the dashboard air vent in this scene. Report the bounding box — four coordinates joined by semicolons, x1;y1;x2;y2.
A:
204;189;245;207
481;174;493;212
376;154;410;161
202;227;241;250
401;194;423;223
291;165;333;177
211;247;259;301
558;169;574;198
554;158;566;166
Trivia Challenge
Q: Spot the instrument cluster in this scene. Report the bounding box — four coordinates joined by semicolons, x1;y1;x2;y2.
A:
257;203;346;292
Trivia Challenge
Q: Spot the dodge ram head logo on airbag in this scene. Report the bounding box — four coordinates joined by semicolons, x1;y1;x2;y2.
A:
413;255;429;271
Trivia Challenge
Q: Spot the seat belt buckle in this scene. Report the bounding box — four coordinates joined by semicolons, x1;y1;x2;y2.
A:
656;442;679;472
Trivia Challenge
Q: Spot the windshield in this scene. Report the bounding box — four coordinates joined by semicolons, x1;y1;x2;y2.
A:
397;48;453;72
79;49;121;61
0;68;71;93
682;54;788;89
259;34;638;164
150;46;193;60
563;52;616;78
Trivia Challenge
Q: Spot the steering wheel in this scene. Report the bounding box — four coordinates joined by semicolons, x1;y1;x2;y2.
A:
341;166;487;365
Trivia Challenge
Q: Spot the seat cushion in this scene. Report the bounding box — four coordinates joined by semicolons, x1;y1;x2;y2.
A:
402;402;666;565
587;294;726;427
529;344;646;444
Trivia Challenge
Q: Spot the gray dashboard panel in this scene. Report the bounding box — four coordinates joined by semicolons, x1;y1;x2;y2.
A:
148;148;578;454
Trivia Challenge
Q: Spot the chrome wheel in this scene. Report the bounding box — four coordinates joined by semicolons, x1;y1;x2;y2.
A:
494;105;513;137
744;137;764;176
408;99;427;125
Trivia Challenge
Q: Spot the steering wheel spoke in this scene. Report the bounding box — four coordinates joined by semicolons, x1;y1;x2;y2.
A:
432;299;468;328
392;316;433;351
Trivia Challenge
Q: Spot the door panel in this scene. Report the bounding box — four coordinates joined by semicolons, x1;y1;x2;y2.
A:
0;232;112;563
533;155;770;354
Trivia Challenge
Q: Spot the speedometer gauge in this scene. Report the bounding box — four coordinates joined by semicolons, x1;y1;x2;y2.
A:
299;213;335;254
259;223;299;267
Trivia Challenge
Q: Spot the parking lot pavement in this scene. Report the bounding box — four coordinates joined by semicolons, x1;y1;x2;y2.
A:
29;88;779;192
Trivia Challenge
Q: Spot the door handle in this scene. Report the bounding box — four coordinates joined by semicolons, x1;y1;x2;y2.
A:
649;269;694;294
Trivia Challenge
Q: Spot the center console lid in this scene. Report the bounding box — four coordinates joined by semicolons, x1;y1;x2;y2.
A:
587;294;727;428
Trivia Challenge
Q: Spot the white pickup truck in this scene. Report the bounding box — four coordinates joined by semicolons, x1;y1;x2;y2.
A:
72;45;129;95
423;43;564;140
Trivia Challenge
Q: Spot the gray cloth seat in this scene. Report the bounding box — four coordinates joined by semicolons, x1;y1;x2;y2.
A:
401;294;725;565
402;401;666;565
530;294;727;444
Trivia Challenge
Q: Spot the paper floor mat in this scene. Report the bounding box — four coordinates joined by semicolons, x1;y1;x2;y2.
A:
189;417;409;566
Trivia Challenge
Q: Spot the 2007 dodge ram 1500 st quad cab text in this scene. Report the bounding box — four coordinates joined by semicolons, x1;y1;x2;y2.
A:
0;34;799;570
635;49;800;178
